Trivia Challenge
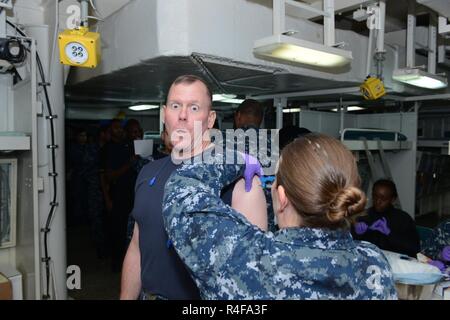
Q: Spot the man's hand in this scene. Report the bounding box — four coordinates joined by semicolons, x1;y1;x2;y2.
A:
354;222;368;235
369;218;391;235
243;154;263;192
441;246;450;262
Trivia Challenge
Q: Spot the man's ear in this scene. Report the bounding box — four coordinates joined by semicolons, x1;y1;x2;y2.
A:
208;110;216;129
161;105;166;124
276;185;289;213
234;112;240;127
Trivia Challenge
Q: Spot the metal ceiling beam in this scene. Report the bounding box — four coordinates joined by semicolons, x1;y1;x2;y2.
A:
309;100;361;108
385;93;450;101
285;0;377;21
251;86;361;100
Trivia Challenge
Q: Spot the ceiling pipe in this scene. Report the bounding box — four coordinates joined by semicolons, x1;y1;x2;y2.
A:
323;0;335;47
406;0;416;68
375;0;386;79
428;13;437;74
190;53;229;95
273;0;286;35
366;28;374;76
251;86;361;100
79;0;89;27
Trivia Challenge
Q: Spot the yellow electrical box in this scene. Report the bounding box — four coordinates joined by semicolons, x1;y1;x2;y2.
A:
58;27;101;68
360;76;386;100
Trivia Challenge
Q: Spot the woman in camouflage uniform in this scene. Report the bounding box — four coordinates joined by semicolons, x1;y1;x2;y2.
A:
162;133;397;300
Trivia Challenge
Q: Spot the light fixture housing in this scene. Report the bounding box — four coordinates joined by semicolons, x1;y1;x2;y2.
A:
392;68;448;89
213;94;244;104
253;34;353;68
221;98;245;104
129;105;159;111
213;94;237;101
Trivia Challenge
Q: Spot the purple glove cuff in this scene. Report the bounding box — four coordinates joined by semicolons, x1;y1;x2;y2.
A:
429;260;446;272
243;154;263;192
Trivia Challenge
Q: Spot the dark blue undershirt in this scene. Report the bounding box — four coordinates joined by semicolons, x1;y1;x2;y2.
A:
132;155;233;299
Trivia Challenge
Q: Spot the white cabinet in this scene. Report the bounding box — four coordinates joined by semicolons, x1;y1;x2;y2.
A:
0;265;23;300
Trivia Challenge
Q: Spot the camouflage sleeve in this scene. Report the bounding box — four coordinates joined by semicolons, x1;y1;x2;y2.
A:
162;155;265;283
422;220;450;260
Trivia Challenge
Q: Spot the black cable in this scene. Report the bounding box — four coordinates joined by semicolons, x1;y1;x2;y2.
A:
6;19;58;300
12;67;22;84
37;54;58;300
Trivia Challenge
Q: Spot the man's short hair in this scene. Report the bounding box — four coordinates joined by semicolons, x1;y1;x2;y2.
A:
373;179;398;198
278;126;311;151
125;118;141;130
167;75;213;104
236;99;263;121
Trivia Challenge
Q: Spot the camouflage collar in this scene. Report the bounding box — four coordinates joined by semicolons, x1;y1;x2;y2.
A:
274;227;354;250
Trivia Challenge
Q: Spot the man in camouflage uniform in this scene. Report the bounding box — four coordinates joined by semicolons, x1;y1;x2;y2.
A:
222;99;278;232
162;152;397;300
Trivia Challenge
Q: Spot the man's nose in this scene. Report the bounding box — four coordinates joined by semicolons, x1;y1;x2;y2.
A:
178;105;188;120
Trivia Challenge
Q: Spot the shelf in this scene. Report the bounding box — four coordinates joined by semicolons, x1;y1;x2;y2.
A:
417;140;450;155
0;136;31;151
418;139;449;148
343;140;412;151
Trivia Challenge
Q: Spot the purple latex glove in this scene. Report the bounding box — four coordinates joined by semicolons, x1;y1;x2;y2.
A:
428;260;446;272
441;246;450;262
354;222;368;235
369;218;391;235
243;154;263;192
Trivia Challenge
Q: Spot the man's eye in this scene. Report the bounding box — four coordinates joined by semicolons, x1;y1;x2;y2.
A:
191;105;199;112
171;104;180;109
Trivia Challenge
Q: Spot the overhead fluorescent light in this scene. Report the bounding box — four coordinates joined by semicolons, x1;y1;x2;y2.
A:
253;34;353;68
129;104;159;111
283;108;301;113
332;106;364;112
213;94;237;101
392;68;448;89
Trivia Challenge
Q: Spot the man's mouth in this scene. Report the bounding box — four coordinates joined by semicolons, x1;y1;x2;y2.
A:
171;129;191;144
175;129;188;134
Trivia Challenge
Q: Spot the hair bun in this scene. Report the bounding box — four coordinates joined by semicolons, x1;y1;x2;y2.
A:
327;187;366;223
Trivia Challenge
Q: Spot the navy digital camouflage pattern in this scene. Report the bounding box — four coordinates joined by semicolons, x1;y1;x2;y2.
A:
220;127;277;232
421;219;450;261
162;155;398;300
